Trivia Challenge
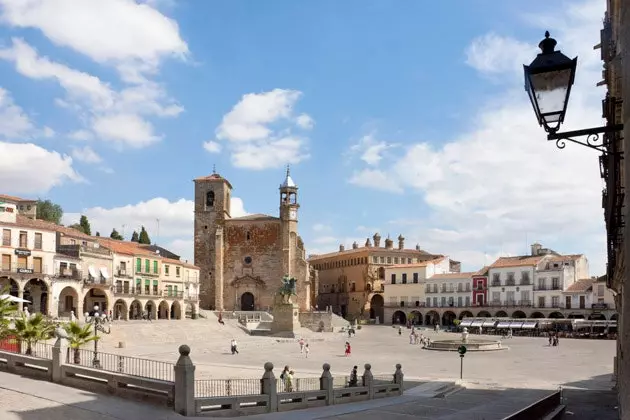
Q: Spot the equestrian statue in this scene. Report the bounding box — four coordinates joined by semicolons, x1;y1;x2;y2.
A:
278;275;297;304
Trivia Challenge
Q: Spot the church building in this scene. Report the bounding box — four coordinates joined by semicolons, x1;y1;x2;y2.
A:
193;168;311;312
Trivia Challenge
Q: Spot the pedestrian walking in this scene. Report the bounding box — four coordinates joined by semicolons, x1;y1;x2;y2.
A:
348;366;358;387
398;326;402;336
298;338;305;353
344;341;351;356
284;370;294;392
304;343;310;358
218;312;225;325
230;339;239;355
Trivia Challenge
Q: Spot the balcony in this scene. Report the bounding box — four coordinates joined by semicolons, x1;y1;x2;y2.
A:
57;244;111;258
84;275;110;286
112;285;162;297
115;268;132;278
506;279;516;286
533;285;562;291
137;269;160;277
491;281;501;287
0;263;48;276
162;290;184;298
519;279;531;285
54;267;82;280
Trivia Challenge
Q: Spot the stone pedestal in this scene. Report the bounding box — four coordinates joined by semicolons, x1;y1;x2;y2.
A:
270;301;301;337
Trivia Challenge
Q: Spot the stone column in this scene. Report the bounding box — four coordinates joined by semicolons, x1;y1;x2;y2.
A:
320;363;334;405
174;344;196;416
17;286;24;313
31;289;42;313
51;336;64;383
362;363;374;399
394;363;404;395
260;362;278;413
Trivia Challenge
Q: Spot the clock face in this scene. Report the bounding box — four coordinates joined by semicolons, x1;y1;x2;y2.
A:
289;209;297;220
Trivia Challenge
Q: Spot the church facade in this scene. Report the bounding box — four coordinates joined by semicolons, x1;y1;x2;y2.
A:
193;169;311;312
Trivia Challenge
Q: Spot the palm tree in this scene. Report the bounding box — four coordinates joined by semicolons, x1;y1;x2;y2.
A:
63;321;98;364
12;312;55;355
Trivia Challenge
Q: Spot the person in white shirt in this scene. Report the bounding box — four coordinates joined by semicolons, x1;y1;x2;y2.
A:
230;339;239;355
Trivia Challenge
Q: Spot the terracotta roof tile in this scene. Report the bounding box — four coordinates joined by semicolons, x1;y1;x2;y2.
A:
564;278;595;293
430;272;475;280
228;213;279;221
5;215;94;242
547;254;583;262
193;173;233;188
473;266;490;276
489;255;545;268
96;238;160;257
0;193;32;202
309;247;435;261
162;257;199;270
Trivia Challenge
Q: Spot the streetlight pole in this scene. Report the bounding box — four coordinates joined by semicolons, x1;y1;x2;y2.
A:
84;304;111;369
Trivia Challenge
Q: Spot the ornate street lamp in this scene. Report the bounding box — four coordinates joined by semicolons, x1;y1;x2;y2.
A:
524;31;623;154
84;304;111;369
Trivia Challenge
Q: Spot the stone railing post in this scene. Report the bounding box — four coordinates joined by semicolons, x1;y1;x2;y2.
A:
320;363;334;405
362;363;374;399
51;336;64;383
394;363;404;395
261;362;278;413
174;344;196;416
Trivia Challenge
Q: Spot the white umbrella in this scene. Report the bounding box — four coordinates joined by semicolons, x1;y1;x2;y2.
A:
0;294;30;304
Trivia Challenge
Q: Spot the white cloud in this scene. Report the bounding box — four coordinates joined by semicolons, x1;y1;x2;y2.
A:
0;86;33;138
63;196;249;260
69;130;93;141
202;140;221;154
465;33;533;77
347;0;607;274
349;133;395;166
207;89;312;169
71;146;102;163
41;126;55;138
92;114;159;147
0;0;188;74
312;236;338;245
312;223;331;232
296;113;315;130
0;141;82;193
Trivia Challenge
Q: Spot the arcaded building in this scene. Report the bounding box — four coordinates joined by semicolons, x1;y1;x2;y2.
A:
193;168;310;312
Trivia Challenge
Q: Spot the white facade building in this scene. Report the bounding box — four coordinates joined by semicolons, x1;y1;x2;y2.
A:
425;272;474;309
533;254;588;309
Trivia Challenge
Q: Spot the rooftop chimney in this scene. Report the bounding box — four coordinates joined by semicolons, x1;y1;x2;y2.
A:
384;237;394;250
416;244;421;251
339;244;345;252
398;234;405;250
365;238;372;247
352;241;358;249
531;242;542;256
373;233;381;247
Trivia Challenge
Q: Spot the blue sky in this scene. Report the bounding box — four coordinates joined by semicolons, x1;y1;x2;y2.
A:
0;0;608;274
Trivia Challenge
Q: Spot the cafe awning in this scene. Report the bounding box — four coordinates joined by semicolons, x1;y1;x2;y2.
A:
482;320;497;327
471;320;484;327
522;321;538;329
460;319;473;327
496;321;511;328
508;321;524;329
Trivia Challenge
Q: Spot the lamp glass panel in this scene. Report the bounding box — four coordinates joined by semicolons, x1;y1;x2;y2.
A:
529;68;572;117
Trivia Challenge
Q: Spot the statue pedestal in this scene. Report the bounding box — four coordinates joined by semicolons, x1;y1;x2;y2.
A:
271;301;301;337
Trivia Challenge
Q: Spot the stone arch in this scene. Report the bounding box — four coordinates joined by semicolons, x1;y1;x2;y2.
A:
113;299;128;321
530;312;545;318
170;301;182;320
477;310;491;317
409;310;422;325
588;313;606;320
369;294;384;322
129;300;142;320
425;310;440;325
459;310;474;319
0;277;19;297
83;287;109;315
158;301;170;319
549;311;564;319
240;292;255;311
23;278;50;315
206;190;215;207
145;300;157;320
392;310;406;325
495;310;508;318
186;302;196;319
568;313;585;319
442;311;457;326
58;286;80;318
611;313;618;321
512;310;526;319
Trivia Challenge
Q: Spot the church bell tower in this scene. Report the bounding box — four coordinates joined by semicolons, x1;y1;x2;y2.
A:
279;165;299;277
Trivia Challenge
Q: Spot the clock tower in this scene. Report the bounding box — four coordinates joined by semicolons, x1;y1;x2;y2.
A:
279;165;299;277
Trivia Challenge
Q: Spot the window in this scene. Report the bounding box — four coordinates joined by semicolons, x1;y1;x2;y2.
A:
538;296;546;307
144;279;150;294
552;296;560;307
506;291;515;304
426;297;431;307
136;258;141;273
413;273;419;283
206;190;215;208
440;297;446;307
465;296;470;306
388;296;397;305
492;273;500;286
538;277;546;289
432;297;437;306
153;280;158;294
598;285;605;296
34;233;42;250
506;272;515;285
33;257;42;273
351;282;356;292
153;261;158;274
394;257;399;264
391;273;396;284
372;256;378;263
17;255;27;269
167;285;173;297
145;259;150;273
2;254;11;270
386;257;392;264
407;258;412;264
552;277;560;290
492;291;500;302
19;231;27;248
176;266;181;277
457;296;462;307
2;229;10;247
521;271;530;284
165;265;170;276
402;273;407;284
379;257;384;263
520;291;529;304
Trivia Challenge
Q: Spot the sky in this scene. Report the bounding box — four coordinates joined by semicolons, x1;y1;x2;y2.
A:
0;0;608;275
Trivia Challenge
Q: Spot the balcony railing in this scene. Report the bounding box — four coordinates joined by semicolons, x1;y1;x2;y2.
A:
54;267;82;280
0;263;48;275
533;285;562;291
115;268;132;278
491;281;501;287
519;279;531;285
162;290;185;298
113;286;162;297
136;269;160;277
84;275;111;286
486;300;533;307
506;279;516;286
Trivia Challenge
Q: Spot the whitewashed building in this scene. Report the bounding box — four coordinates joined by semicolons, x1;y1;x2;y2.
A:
533;253;589;309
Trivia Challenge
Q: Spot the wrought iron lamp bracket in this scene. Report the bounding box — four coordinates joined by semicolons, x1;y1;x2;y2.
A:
547;124;624;155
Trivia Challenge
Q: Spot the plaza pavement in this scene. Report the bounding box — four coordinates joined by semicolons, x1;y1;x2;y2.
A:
2;319;615;419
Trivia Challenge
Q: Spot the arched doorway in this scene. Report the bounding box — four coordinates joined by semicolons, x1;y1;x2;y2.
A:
459;310;474;320
186;302;196;319
158;301;170;319
531;312;545;318
549;312;564;319
392;310;406;325
495;310;508;318
512;310;526;319
410;311;422;325
129;300;142;320
568;313;585;319
369;294;384;323
611;313;618;321
442;311;457;326
171;301;182;320
477;310;491;317
58;286;79;318
113;299;128;321
240;292;255;311
83;287;109;315
23;279;48;314
588;313;606;320
145;301;157;320
0;277;19;297
425;310;440;325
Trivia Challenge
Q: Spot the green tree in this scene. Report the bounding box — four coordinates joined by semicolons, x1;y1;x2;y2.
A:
130;230;139;242
109;229;124;240
63;321;98;364
138;226;151;244
95;232;100;237
79;215;91;235
68;223;86;234
36;199;63;224
0;287;17;339
11;313;55;355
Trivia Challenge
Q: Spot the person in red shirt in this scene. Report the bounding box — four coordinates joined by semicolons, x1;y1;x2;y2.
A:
344;341;351;356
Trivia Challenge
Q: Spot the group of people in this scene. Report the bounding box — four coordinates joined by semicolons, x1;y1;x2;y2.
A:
298;338;310;357
408;327;431;347
549;333;560;347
